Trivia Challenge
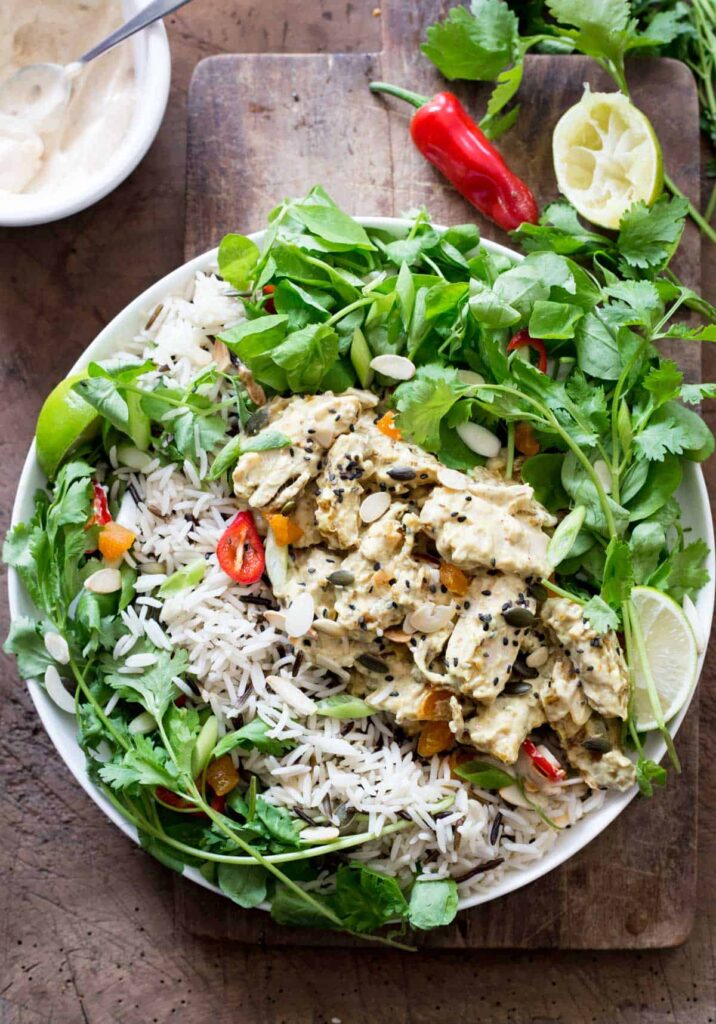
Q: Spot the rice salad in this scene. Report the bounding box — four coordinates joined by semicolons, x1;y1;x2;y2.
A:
7;189;714;944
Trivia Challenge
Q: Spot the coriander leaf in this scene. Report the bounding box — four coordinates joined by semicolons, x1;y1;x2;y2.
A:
255;797;301;847
3;617;55;679
582;595;620;633
213;717;295;758
662;323;716;342
421;1;519;82
331;864;408;933
408;877;459;930
106;648;188;720
642;360;683;406
646;402;714;462
218;234;260;291
633;417;689;461
682;382;716;404
455;759;515;790
636;756;667;797
164;703;201;777
604;280;664;328
393;364;469;451
601;538;634;608
99;734;179;792
546;0;637;67
650;539;710;601
272;323;339;392
617;195;688;270
217;863;268;909
514;201;612;256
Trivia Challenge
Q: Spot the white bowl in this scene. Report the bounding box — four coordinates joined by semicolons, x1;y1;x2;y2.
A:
0;0;170;227
7;219;715;914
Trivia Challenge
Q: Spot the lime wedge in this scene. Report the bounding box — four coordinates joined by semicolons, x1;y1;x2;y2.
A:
552;90;663;229
36;372;100;479
630;586;698;732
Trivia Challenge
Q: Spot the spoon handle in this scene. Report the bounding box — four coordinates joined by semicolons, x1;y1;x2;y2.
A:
79;0;195;64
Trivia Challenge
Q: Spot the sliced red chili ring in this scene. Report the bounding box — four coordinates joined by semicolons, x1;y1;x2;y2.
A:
217;510;265;585
263;284;276;314
507;329;548;374
88;481;111;527
522;738;566;781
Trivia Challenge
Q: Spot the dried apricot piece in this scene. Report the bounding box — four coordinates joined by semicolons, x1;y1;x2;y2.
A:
514;421;540;456
206;754;240;796
418;687;454;721
267;513;304;547
439;562;470;596
375;410;402;441
417;720;455;758
98;521;136;560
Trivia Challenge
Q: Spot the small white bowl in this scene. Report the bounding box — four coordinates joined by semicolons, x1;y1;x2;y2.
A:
0;0;170;227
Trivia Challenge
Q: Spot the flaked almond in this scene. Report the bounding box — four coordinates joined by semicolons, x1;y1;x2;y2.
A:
84;567;122;594
437;466;471;491
44;631;70;666
264;610;287;630
383;628;411;643
457;369;485;388
128;711;157;734
313;618;346;636
212;338;232;371
456;422;501;458
359;490;391;524
593;459;613;494
44;665;75;713
284;593;315;637
369;354;416;380
266;674;317;716
408;602;456;634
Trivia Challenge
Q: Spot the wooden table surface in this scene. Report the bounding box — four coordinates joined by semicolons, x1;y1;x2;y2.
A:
1;3;714;1022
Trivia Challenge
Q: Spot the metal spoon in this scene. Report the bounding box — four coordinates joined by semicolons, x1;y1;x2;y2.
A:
0;0;194;131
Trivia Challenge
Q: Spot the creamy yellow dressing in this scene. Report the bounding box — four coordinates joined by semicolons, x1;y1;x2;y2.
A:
0;0;135;201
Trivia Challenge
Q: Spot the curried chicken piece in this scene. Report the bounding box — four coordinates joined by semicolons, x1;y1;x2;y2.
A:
553;716;636;791
233;390;376;509
538;654;592;738
541;597;629;720
457;690;546;764
420;483;554;579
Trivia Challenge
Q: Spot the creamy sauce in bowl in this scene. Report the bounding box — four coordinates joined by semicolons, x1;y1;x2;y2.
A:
0;0;135;203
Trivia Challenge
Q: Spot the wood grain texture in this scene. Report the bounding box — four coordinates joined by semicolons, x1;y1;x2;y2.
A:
1;0;715;1020
181;47;701;949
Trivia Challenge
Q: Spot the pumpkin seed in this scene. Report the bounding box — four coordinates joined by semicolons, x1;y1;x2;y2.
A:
503;606;537;627
246;407;269;435
510;653;539;680
328;570;355;587
387;466;417;481
356;653;390;674
583;736;612;753
503;680;533;695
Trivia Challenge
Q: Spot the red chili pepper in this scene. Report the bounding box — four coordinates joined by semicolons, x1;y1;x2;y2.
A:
507;329;548;373
263;284;276;314
522;739;566;782
370;83;539;232
88;481;111;527
155;786;197;812
210;793;226;814
217;510;265;585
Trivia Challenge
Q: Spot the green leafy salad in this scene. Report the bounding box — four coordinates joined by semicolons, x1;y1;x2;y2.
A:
4;184;715;946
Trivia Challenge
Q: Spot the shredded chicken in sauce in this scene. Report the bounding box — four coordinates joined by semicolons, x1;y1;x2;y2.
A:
232;390;636;792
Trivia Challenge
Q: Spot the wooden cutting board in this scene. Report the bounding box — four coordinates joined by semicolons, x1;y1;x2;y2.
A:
179;0;702;950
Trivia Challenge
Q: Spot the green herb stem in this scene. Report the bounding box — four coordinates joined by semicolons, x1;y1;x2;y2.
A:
664;173;716;245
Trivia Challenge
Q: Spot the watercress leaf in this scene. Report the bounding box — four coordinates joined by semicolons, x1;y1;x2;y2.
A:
172;410;226;460
528;299;583;339
408;877;459;930
561;452;629;536
314;694;376;719
218;233;261;291
469;280;521;327
627;455;682;521
270;886;336;929
521;453;568;513
393;364;469;450
636;757;667;798
272;323;339;392
620;457;649;504
548;505;586;566
601;538;634;608
455;759;515;790
73;376;130;433
582;595;620;633
331;864;408;933
158;559;207;596
617;195;688;270
574;312;623;379
421;0;518;81
217;863;268;909
3;617;55;679
218;315;289;392
292;186;374;250
630;520;667;583
106;647;188;719
273;280;334;330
